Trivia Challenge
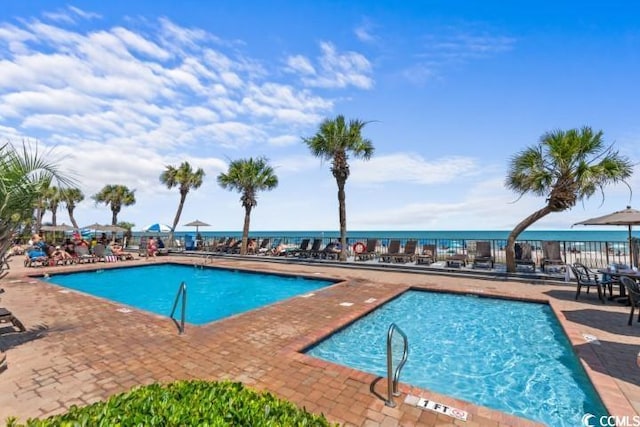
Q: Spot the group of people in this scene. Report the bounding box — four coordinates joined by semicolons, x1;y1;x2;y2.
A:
23;232;132;266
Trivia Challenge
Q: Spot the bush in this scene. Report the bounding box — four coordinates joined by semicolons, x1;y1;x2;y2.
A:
7;380;336;426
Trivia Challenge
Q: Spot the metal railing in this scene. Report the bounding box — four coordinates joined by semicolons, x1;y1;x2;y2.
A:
169;281;187;335
124;234;639;270
385;323;408;408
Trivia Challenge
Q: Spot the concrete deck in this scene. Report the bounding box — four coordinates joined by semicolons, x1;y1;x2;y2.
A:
0;254;639;426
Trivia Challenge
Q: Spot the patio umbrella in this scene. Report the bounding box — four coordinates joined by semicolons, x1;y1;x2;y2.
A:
102;224;127;233
143;223;173;233
573;206;640;268
183;219;210;234
40;223;76;232
81;223;112;232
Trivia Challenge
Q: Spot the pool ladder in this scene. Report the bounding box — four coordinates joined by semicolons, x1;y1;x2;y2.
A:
170;281;187;334
385;323;409;407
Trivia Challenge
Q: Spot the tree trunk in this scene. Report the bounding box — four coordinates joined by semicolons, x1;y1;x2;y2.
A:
51;207;57;226
170;191;188;246
111;210;118;226
241;206;252;255
67;207;79;229
337;179;347;261
505;205;553;272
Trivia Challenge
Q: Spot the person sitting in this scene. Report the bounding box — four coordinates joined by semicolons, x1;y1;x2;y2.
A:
271;242;287;256
99;233;109;246
110;240;133;260
50;245;74;265
147;237;158;257
157;237;165;249
64;238;76;255
247;239;257;254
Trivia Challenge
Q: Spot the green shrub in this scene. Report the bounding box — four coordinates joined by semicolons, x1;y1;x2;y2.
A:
7;380;337;426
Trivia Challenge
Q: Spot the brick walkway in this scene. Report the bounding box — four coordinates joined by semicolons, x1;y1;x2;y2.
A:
0;255;639;426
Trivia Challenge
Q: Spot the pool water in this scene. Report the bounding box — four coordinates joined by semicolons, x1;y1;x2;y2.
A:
305;290;607;427
45;264;334;324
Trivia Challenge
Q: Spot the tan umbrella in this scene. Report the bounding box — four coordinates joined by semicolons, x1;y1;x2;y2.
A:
183;219;210;234
573;206;640;267
82;223;112;232
40;223;76;232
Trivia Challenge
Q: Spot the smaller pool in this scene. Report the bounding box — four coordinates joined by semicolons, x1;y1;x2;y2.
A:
44;264;335;324
306;290;608;427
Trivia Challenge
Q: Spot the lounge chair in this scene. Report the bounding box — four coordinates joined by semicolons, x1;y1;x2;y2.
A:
254;238;270;255
214;238;234;253
23;248;49;267
0;307;26;332
379;240;401;263
303;238;323;258
184;235;196;251
416;244;436;265
472;241;494;269
75;245;97;263
393;240;417;263
571;262;605;303
353;239;378;261
286;239;310;257
620;276;640;325
541;241;565;273
514;242;536;271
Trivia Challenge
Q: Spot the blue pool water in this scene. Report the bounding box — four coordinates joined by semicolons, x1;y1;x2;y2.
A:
306;290;607;427
45;264;334;324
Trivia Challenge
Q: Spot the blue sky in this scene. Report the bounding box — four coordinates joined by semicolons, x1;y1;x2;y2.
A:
1;1;639;232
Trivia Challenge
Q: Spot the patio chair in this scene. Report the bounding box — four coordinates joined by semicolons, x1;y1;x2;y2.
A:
255;238;271;255
472;241;494;268
515;242;536;272
184;235;196;251
571;262;605;303
416;244;436;265
379;240;401;263
393;240;417;263
23;247;49;267
621;276;640;326
353;239;379;261
75;245;97;263
541;241;565;273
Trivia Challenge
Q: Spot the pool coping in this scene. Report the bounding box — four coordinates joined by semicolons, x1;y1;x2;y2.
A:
1;256;638;426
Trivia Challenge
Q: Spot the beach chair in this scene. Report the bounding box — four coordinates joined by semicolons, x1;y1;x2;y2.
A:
184;235;196;251
620;276;640;325
0;307;26;332
514;242;536;271
416;244;436;265
379;240;401;263
541;241;565;273
254;238;270;255
472;241;494;268
303;238;323;258
571;262;605;303
286;239;310;257
354;239;378;261
393;240;417;263
23;247;49;267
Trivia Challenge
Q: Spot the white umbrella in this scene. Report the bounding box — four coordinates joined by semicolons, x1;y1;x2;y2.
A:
143;223;173;233
573;206;640;268
183;219;210;234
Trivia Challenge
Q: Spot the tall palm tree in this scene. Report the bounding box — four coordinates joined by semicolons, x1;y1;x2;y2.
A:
217;157;278;255
44;185;62;226
160;161;205;245
61;187;85;229
92;185;136;226
303;115;374;261
33;176;51;233
505;126;633;272
0;140;72;262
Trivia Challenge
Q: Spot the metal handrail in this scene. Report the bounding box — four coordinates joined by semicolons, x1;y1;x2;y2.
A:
169;281;187;334
385;323;408;407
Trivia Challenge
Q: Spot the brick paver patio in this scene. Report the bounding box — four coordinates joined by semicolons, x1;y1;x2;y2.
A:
0;254;639;426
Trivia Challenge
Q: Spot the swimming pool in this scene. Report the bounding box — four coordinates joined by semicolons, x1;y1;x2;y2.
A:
44;264;335;324
305;290;607;427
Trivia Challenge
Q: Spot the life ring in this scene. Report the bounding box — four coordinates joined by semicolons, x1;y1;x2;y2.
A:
353;242;366;254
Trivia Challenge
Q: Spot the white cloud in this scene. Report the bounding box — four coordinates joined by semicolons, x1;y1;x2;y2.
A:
350;153;480;185
285;42;374;90
354;19;377;43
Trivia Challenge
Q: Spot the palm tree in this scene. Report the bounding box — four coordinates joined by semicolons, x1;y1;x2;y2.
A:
217;157;278;255
505;126;633;272
44;185;62;226
92;185;136;226
0;140;72;263
33;176;51;233
160;161;205;245
303;115;374;261
60;187;84;229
